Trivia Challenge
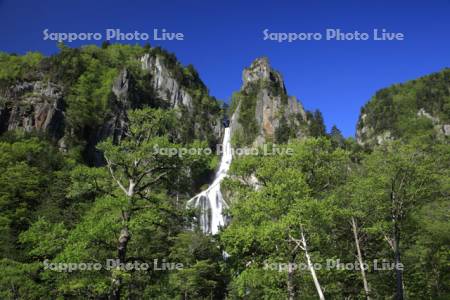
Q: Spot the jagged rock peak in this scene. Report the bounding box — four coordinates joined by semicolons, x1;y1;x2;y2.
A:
242;57;285;93
230;57;308;146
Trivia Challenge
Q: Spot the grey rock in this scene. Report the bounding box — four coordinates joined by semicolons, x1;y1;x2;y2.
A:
0;81;64;139
443;124;450;136
417;108;439;124
0;51;222;164
229;101;242;141
242;57;285;93
230;57;307;146
141;53;193;110
112;68;129;102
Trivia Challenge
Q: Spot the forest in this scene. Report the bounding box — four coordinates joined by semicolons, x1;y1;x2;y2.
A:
0;44;448;299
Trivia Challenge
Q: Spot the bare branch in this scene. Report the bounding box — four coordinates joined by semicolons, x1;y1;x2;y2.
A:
105;155;128;195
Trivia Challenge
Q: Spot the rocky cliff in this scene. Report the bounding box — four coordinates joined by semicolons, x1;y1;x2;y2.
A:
356;68;450;146
0;80;65;139
229;57;308;146
141;54;193;110
0;45;223;164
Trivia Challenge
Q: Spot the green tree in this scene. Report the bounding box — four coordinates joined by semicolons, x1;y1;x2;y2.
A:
66;58;117;132
221;138;350;299
308;109;326;137
329;125;345;148
350;142;445;299
97;108;184;299
168;231;226;299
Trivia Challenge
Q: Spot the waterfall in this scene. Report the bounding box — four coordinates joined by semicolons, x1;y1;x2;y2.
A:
187;127;232;234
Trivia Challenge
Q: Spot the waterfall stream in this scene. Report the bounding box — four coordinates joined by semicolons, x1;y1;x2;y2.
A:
187;127;232;234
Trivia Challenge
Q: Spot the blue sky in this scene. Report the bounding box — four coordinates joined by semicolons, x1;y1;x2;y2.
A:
1;0;449;136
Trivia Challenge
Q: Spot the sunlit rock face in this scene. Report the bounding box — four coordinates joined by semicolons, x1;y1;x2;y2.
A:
230;57;308;147
141;53;193;110
242;57;284;90
0;49;223;164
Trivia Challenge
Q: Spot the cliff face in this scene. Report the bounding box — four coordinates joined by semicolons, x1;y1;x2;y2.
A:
356;69;450;146
230;57;308;146
0;46;223;164
0;81;65;139
141;54;193;110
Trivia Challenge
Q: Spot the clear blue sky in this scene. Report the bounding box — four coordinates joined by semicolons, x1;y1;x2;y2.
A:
1;0;449;136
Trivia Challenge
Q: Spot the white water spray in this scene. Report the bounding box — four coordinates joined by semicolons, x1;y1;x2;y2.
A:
187;127;232;234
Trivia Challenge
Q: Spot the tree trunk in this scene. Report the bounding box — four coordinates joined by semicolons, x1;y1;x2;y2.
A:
110;211;131;300
393;222;404;300
351;217;371;299
287;253;297;300
391;186;404;300
300;227;325;300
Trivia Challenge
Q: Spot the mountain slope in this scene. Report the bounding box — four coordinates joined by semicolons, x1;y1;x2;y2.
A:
0;45;223;164
356;68;450;146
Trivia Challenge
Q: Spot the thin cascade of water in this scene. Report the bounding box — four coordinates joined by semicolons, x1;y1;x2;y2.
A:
187;127;232;234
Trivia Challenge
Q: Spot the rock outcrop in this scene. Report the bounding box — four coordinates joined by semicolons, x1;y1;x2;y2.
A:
0;81;65;139
417;108;450;138
141;54;193;110
230;57;308;146
0;47;223;165
356;69;450;146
